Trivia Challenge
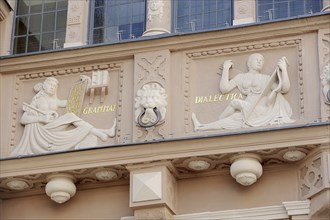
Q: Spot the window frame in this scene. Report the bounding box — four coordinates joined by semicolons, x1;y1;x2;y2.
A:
11;0;68;55
172;0;234;34
89;0;147;45
256;0;323;22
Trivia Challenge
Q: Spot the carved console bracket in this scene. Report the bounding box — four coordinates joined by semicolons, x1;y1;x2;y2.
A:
45;173;76;204
230;153;263;186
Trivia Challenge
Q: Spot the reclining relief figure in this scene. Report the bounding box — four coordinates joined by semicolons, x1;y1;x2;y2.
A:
11;77;116;156
192;53;295;131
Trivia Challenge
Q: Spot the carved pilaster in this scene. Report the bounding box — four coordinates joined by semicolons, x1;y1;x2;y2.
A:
318;29;330;121
133;50;170;142
143;0;171;36
233;0;256;25
64;0;89;48
134;206;173;220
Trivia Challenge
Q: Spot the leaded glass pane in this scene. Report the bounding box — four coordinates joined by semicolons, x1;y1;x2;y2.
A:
57;0;68;10
44;0;56;11
29;14;41;34
56;10;67;30
41;32;54;51
43;12;55;32
30;0;42;14
94;7;105;28
17;0;29;15
15;16;28;36
257;0;323;22
91;0;146;44
14;36;26;54
27;34;41;52
174;0;233;33
13;0;67;54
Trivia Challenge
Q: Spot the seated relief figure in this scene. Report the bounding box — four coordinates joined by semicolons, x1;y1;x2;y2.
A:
192;53;295;131
11;77;116;156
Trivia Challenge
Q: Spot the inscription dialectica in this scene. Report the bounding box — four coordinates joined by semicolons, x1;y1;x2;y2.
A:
195;93;244;104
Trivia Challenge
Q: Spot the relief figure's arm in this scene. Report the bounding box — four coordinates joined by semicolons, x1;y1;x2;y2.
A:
20;103;57;125
57;99;67;108
219;60;237;94
277;57;290;93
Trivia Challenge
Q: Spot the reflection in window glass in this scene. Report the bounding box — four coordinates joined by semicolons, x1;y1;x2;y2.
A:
12;0;68;54
13;37;26;54
173;0;233;33
90;0;146;44
257;0;323;22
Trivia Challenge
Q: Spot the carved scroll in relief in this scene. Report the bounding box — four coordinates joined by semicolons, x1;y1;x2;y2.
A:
66;79;88;116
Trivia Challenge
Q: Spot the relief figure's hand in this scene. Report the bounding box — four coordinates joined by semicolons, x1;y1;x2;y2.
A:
277;57;288;71
223;60;233;71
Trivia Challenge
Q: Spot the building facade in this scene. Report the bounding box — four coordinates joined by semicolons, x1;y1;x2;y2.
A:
0;0;330;219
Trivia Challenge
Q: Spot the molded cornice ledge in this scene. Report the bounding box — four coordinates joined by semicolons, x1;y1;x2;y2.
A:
122;200;311;220
282;200;310;216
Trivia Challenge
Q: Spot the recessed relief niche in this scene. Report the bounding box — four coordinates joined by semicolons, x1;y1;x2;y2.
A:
11;76;117;156
191;52;296;132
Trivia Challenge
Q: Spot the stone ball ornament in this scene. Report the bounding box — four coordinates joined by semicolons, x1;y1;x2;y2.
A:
45;173;77;204
230;154;263;186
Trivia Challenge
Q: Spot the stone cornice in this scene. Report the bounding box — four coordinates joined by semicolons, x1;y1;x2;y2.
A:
1;124;328;178
121;200;311;220
0;14;329;74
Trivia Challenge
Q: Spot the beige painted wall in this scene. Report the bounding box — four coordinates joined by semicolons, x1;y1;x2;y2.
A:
177;165;298;214
1;185;132;219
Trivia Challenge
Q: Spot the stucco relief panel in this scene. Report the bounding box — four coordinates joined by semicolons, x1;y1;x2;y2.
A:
184;39;303;134
9;63;124;157
133;51;170;142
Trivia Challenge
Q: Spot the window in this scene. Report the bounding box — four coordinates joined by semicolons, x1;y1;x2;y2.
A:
12;0;67;54
90;0;146;44
173;0;233;33
257;0;323;22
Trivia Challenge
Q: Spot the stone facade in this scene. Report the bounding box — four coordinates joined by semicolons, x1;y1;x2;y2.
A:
0;1;329;219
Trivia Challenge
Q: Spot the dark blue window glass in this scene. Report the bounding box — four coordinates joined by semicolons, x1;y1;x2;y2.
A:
91;0;146;44
173;0;233;33
257;0;323;22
